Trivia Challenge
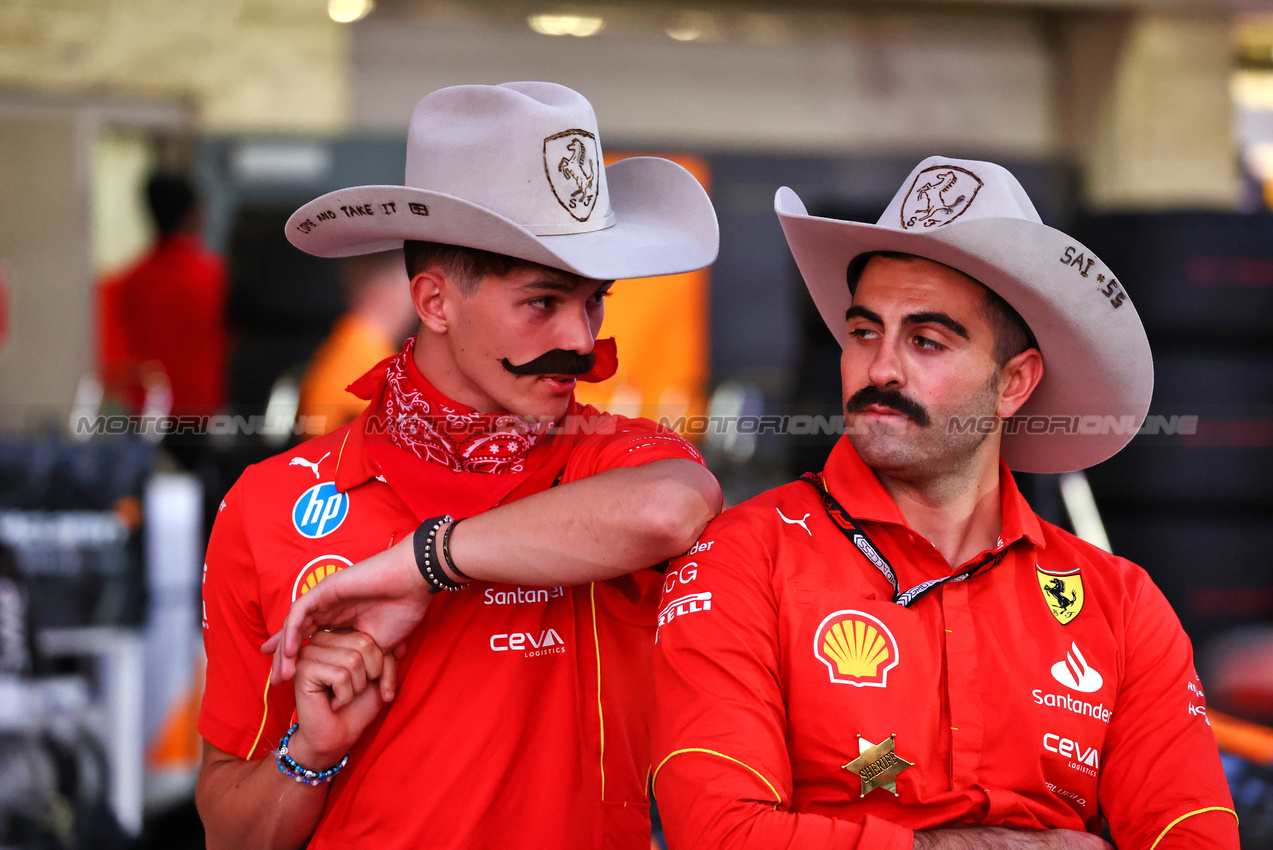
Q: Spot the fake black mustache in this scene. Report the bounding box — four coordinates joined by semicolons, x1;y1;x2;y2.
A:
845;385;932;428
501;349;596;377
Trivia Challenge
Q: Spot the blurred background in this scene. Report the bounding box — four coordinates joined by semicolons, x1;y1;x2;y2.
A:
0;0;1271;846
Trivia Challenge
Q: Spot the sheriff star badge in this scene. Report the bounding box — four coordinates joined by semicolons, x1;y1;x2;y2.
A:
843;734;912;797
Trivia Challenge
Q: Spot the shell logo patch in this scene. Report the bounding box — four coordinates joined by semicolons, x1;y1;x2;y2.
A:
814;610;899;687
291;554;353;601
1037;566;1084;625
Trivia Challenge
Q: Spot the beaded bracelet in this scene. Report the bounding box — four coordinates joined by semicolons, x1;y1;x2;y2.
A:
414;515;466;592
441;518;472;581
276;723;349;786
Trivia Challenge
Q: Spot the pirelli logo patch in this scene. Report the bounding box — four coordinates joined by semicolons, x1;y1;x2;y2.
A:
655;591;712;643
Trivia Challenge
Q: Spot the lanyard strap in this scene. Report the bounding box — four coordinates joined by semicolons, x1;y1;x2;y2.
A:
798;472;1001;608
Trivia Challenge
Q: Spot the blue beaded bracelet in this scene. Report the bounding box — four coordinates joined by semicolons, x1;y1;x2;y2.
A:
276;723;349;786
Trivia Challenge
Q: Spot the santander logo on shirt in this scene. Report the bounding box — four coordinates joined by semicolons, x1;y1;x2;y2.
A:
1051;642;1103;693
1033;640;1111;724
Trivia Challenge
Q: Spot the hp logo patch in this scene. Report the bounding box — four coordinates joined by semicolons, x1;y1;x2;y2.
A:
292;482;349;539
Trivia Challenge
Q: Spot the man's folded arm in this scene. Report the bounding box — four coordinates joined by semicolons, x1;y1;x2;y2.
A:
197;741;328;850
446;456;722;586
269;440;721;677
1095;572;1239;850
197;478;331;850
655;752;914;850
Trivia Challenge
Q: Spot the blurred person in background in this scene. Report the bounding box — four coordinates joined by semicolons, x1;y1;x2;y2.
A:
651;158;1239;849
195;82;722;850
297;250;418;435
98;173;227;426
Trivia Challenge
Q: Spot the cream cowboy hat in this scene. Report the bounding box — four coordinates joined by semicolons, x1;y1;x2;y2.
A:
286;82;718;281
776;156;1153;473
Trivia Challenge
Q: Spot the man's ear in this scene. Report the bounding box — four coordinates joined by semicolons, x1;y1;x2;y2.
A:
995;348;1044;420
409;269;449;334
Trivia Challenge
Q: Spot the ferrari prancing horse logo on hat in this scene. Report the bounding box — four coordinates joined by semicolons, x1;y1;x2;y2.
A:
544;129;599;221
900;165;983;230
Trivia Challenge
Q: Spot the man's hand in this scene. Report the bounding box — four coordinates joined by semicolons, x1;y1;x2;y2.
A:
285;629;399;768
197;629;396;850
263;542;427;685
913;828;1111;849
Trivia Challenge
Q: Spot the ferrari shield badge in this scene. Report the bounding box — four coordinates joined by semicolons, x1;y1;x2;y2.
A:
544;129;599;222
843;734;912;797
1037;566;1084;625
899;164;982;230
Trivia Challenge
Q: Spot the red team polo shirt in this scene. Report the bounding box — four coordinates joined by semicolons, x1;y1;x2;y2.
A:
652;437;1238;849
200;401;703;849
103;233;227;416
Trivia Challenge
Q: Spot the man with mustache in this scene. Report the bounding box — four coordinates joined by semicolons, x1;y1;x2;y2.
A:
651;158;1237;848
195;83;722;849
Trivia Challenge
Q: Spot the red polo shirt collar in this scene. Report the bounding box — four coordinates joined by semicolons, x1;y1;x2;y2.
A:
333;409;377;493
820;435;1046;553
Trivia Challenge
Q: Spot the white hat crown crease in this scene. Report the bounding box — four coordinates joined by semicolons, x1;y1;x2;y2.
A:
285;81;718;282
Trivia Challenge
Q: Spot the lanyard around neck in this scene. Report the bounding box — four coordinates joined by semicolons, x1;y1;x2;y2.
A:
798;472;1003;608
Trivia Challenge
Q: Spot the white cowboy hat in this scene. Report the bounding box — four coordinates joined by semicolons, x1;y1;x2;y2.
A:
775;156;1153;473
286;82;718;281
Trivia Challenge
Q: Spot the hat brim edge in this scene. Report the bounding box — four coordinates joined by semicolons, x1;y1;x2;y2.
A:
284;157;719;281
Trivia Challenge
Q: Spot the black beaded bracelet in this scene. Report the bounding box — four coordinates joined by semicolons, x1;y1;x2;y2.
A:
440;518;472;581
414;515;466;592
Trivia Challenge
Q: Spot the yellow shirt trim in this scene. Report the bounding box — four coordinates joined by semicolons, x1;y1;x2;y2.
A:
333;429;351;480
1148;806;1238;850
245;670;273;760
591;582;606;799
653;748;782;809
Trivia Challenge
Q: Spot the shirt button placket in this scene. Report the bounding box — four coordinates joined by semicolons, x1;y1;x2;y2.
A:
941;580;983;789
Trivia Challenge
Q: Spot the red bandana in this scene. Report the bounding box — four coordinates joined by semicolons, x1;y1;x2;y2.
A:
344;336;603;521
382;337;542;474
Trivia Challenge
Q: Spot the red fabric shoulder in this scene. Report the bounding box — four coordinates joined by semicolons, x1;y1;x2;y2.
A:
563;405;704;480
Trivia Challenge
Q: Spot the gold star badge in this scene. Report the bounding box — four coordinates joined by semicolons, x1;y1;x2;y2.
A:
843;734;912;797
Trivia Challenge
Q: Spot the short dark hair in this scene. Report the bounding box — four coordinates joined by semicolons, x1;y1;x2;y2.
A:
979;282;1038;367
403;240;536;296
145;173;197;236
847;251;1038;366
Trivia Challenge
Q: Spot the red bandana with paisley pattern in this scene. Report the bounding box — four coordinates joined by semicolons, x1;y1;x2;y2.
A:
380;337;543;474
343;333;619;520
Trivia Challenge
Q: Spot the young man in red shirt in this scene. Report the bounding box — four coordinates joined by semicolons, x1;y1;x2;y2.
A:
651;158;1238;849
195;82;722;849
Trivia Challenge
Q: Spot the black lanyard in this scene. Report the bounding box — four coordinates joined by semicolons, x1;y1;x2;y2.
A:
798;472;1003;608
